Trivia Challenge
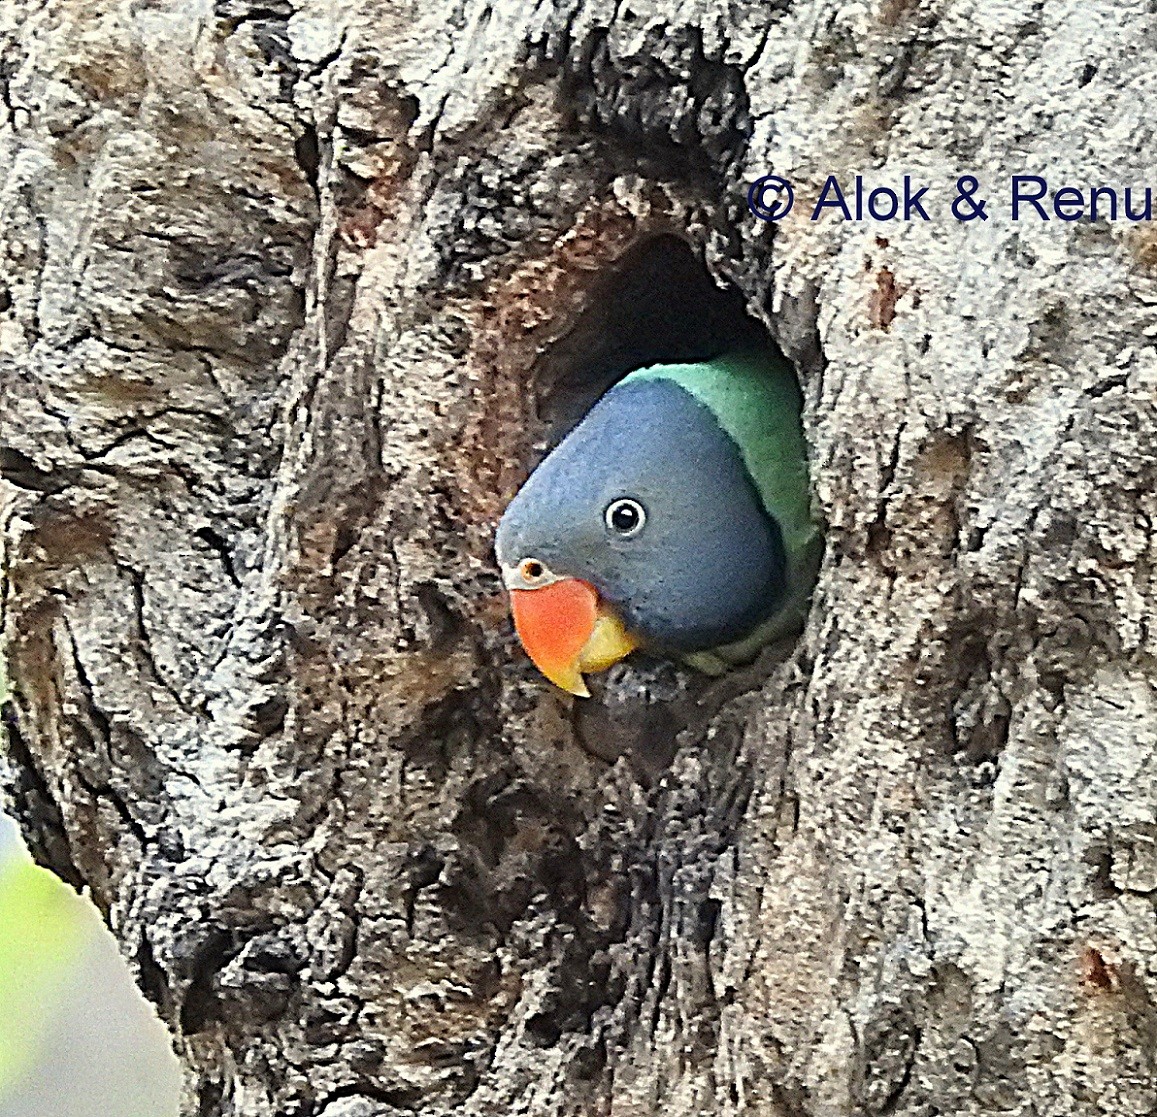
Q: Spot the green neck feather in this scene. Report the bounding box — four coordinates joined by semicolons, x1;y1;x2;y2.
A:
622;351;822;658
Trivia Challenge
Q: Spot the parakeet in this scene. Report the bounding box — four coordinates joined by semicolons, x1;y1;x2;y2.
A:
494;350;821;696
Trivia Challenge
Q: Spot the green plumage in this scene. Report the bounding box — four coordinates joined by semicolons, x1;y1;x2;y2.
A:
622;351;822;669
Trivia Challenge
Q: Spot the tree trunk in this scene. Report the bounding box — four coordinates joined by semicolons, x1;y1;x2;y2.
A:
3;1;1157;1115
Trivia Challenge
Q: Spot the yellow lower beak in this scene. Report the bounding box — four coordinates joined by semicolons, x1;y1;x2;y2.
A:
577;609;640;677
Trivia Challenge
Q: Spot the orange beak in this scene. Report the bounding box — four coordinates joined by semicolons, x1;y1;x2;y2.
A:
509;578;639;697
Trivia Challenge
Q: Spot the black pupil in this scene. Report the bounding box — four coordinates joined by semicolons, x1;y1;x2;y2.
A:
525;561;542;578
611;502;639;532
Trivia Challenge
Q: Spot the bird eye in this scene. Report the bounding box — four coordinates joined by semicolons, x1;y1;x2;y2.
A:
605;497;646;537
519;558;547;583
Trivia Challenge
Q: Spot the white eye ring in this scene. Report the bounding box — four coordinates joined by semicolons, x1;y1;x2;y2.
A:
604;497;646;538
518;557;549;584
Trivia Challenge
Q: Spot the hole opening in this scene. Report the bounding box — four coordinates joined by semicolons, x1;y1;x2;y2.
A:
533;233;793;444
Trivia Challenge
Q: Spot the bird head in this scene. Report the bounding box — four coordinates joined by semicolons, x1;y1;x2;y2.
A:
494;374;784;697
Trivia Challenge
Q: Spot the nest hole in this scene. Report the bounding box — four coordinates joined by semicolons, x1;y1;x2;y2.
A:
520;234;808;765
534;234;790;441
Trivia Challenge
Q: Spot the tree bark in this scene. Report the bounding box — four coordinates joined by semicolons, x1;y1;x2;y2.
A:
3;1;1157;1115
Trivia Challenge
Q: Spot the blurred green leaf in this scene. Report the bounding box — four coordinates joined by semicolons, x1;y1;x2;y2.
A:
0;858;88;1097
0;576;180;1116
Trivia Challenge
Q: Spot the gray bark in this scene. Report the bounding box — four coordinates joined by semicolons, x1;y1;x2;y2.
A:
2;1;1157;1115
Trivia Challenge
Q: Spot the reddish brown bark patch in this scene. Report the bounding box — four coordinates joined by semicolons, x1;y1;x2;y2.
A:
869;267;901;330
1080;947;1119;993
454;199;672;553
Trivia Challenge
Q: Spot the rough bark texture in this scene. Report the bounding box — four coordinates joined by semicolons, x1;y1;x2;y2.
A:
2;1;1157;1115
